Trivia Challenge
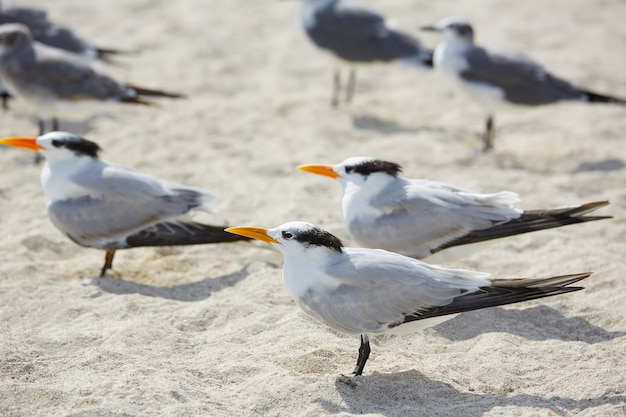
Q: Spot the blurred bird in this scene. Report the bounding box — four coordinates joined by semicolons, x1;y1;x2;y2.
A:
0;23;182;135
298;157;610;260
0;0;123;62
300;0;432;106
422;17;626;151
226;221;591;377
0;1;127;110
0;131;249;277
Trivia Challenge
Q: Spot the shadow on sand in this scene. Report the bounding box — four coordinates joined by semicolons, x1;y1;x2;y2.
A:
351;114;475;140
315;370;625;417
434;305;625;343
91;264;250;302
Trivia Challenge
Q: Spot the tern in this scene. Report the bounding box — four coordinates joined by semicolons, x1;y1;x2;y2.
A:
226;221;591;376
422;17;626;151
0;131;249;277
0;0;123;62
300;0;432;106
298;157;610;260
0;1;127;110
0;23;182;135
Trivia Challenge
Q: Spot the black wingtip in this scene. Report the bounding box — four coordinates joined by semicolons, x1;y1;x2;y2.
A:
401;273;591;325
95;47;135;64
126;84;186;99
421;50;434;68
436;201;610;252
125;222;251;248
584;90;626;105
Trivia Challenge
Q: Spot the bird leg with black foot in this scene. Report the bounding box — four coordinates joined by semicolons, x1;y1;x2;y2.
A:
338;334;370;386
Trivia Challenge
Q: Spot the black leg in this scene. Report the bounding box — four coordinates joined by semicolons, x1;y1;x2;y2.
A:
483;114;495;152
38;119;45;136
1;91;10;111
351;334;371;376
100;250;116;277
331;68;341;108
345;68;357;104
52;118;59;131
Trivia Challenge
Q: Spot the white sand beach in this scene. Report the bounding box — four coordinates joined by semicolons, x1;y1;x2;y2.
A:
0;0;625;415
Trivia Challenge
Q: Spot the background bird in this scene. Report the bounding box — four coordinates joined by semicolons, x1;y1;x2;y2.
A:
0;131;249;277
299;0;432;106
0;23;182;135
422;17;626;151
0;0;127;109
0;0;123;62
226;221;591;377
298;157;610;260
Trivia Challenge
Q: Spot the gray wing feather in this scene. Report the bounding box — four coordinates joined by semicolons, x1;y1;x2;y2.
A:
349;178;521;257
462;46;584;104
0;5;91;55
303;2;422;62
0;5;48;26
10;43;134;101
298;249;490;334
48;163;214;248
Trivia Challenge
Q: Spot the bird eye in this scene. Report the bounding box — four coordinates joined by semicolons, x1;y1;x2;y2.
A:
282;231;293;239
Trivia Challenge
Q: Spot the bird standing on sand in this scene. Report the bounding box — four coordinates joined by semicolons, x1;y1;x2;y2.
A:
422;17;626;151
227;221;591;377
0;23;182;134
0;131;248;277
298;157;610;260
300;0;432;106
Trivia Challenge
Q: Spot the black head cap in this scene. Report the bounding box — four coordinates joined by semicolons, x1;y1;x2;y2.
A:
345;159;402;177
280;222;344;253
51;135;102;158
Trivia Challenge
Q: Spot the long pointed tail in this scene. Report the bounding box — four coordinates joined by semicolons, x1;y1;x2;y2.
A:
405;272;591;323
583;90;626;105
438;201;611;250
96;47;134;63
126;84;186;99
125;222;250;248
489;272;591;288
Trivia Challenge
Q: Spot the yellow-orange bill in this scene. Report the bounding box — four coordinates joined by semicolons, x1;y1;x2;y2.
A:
225;226;279;244
0;136;43;152
297;164;340;179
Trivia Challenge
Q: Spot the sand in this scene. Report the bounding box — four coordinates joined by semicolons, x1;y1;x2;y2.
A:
0;0;625;415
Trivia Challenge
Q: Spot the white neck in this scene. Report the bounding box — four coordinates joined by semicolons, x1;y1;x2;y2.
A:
434;37;473;79
340;174;395;227
40;157;97;201
281;246;342;302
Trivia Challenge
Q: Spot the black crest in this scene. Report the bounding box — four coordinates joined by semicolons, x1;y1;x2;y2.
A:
345;160;402;177
51;137;101;158
451;22;474;38
295;227;344;253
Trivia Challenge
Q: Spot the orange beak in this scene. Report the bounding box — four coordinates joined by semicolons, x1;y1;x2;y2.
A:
0;136;43;152
297;164;340;179
225;226;279;244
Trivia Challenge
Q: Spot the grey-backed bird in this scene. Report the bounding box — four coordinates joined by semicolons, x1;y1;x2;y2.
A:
227;221;591;377
0;131;248;277
299;157;609;260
